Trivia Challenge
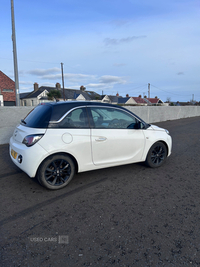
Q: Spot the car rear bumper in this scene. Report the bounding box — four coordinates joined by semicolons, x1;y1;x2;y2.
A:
9;136;48;178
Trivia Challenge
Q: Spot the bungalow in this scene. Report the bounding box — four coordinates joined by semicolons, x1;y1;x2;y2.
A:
101;95;119;104
144;96;164;105
20;83;50;106
20;83;102;106
102;93;138;105
132;95;147;105
118;97;137;105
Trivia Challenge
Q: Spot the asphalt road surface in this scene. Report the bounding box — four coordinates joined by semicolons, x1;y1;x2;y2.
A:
1;117;200;267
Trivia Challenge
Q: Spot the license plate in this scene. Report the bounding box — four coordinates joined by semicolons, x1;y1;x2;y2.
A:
11;149;17;159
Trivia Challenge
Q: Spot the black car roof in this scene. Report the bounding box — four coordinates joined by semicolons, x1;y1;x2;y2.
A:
25;101;147;128
40;101;131;121
43;101;119;108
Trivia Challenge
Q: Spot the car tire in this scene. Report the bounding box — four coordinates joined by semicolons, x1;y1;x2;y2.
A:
37;154;75;190
145;142;167;168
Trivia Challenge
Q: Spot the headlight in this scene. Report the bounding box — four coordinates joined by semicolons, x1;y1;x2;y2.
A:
22;134;44;147
165;129;170;135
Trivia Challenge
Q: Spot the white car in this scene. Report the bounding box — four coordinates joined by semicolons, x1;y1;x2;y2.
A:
9;101;172;190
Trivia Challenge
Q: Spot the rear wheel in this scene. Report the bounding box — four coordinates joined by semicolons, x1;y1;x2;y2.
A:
145;142;167;168
37;154;75;190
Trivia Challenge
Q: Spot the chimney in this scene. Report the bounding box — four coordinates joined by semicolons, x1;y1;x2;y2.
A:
34;83;39;92
144;95;147;98
126;94;129;98
80;85;86;91
56;83;61;89
116;92;119;97
155;96;158;99
139;95;141;98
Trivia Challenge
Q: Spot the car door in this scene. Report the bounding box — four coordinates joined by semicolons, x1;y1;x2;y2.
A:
88;106;146;166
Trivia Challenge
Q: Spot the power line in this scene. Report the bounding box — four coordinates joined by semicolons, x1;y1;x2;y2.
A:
151;84;192;96
130;84;147;91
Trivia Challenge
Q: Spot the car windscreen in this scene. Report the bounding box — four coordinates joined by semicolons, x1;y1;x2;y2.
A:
21;105;52;128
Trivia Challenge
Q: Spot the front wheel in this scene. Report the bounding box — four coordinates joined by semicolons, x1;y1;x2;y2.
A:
145;142;167;168
37;154;75;190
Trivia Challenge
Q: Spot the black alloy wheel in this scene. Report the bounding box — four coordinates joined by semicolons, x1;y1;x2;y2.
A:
37;155;75;190
145;142;167;168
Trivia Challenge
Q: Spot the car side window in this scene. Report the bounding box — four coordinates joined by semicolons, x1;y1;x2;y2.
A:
90;107;140;129
58;108;89;128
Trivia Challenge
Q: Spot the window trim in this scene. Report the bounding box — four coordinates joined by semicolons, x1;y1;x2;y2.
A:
49;106;91;129
49;104;147;129
49;106;88;123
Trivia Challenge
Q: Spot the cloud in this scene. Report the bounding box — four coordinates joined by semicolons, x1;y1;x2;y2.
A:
27;68;60;76
99;75;126;84
19;81;34;85
104;35;147;46
86;83;108;89
86;75;127;92
65;73;96;81
23;68;127;92
27;68;96;82
41;74;61;80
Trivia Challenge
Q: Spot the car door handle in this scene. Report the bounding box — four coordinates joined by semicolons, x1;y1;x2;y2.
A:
95;137;107;142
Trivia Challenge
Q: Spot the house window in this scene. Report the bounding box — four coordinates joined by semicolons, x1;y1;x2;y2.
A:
31;100;34;106
24;100;27;106
3;89;13;92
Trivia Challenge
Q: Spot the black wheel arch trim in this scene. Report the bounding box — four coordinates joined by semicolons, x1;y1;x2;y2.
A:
146;140;169;160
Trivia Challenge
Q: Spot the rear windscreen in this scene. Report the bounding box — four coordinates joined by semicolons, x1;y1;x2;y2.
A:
22;105;52;128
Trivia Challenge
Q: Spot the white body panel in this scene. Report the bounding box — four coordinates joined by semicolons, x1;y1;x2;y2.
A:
9;123;172;178
9;102;172;180
38;128;92;172
91;129;145;165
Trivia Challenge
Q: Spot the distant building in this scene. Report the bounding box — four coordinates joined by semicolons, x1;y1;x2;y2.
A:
101;95;120;104
132;95;147;105
19;82;165;107
0;71;16;106
20;83;102;106
118;97;136;105
144;96;164;105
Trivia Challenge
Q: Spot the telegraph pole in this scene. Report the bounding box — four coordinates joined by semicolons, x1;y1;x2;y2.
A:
148;83;150;98
61;63;65;101
11;0;20;106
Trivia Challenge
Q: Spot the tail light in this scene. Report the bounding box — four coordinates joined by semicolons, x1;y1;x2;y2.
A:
22;134;44;147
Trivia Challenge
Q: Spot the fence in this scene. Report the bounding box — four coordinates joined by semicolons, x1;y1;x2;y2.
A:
1;106;200;144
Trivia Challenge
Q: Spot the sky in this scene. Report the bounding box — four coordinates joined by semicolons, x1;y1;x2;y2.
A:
1;0;200;102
